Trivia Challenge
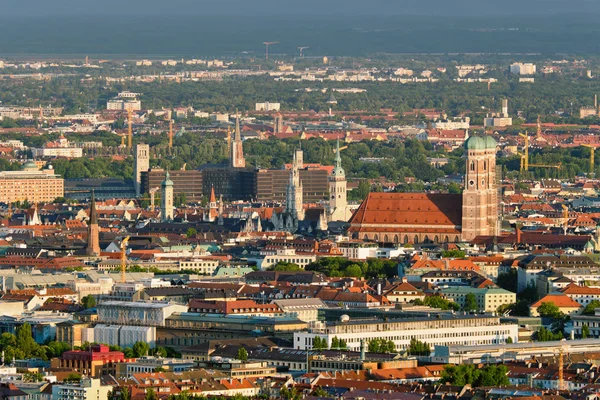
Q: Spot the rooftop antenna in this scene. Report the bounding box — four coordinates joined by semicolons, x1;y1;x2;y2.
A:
263;42;279;60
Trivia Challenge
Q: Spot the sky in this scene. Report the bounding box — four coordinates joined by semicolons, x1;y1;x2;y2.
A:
2;0;599;16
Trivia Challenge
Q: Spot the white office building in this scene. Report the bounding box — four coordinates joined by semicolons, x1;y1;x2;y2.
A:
294;314;518;352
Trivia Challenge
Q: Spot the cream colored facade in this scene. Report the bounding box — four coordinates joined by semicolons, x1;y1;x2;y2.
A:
260;248;316;269
178;258;220;274
0;170;64;203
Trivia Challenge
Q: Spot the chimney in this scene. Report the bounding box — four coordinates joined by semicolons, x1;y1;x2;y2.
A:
516;227;522;244
377;283;382;296
595;95;598;110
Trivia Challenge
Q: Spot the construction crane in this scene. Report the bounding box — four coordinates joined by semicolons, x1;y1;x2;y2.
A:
298;46;309;58
169;120;174;150
518;132;561;171
518;132;529;171
120;236;130;283
263;41;279;60
582;144;596;175
127;109;133;149
332;145;348;153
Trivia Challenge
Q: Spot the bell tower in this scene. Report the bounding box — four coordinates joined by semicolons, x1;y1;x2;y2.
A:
461;135;498;241
329;139;349;221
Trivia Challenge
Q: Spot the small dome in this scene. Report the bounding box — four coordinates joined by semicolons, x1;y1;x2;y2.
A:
465;136;485;150
340;314;350;323
484;135;497;149
22;161;38;171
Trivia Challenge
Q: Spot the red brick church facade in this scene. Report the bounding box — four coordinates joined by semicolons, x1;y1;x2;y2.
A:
348;135;498;244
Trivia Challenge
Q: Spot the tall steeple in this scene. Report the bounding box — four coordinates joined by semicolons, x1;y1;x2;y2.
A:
87;190;100;256
207;186;218;222
329;139;349;222
230;109;246;168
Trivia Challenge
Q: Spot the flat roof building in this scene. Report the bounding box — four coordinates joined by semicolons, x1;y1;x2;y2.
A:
0;163;64;203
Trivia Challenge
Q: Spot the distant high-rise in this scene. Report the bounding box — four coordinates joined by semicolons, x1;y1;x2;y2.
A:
86;191;100;257
161;171;174;222
230;112;246;168
134;143;150;197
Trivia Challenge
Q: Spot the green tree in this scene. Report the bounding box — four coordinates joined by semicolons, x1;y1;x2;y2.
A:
582;323;590;339
236;347;248;362
584;300;600;315
280;386;302;400
408;337;430;356
270;262;302;272
537;302;563;319
185;228;197;238
463;293;478;312
81;295;96;309
154;347;167;358
506;337;513;344
66;373;82;382
119;387;130;400
16;323;37;358
145;388;158;400
0;332;16;350
312;337;327;351
441;364;509;387
368;338;396;353
535;327;564;341
311;386;328;397
441;249;465;258
132;341;150;357
24;372;44;382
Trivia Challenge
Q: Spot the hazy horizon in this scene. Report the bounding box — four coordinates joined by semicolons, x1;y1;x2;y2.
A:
3;0;599;16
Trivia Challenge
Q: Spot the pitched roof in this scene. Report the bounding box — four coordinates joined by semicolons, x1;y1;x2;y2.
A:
349;193;462;232
531;294;582;309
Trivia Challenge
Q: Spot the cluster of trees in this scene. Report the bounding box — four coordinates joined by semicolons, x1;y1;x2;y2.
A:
367;338;396;353
412;295;460;311
311;336;349;351
408;337;430;356
305;257;398;279
0;324;62;363
463;293;479;312
441;364;510;387
535;302;568;341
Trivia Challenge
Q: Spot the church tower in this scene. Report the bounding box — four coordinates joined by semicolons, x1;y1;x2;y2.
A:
290;148;304;220
161;171;174;222
134;143;150;197
206;186;218;222
329;139;350;221
230;111;246;168
86;191;100;256
461;135;498;241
